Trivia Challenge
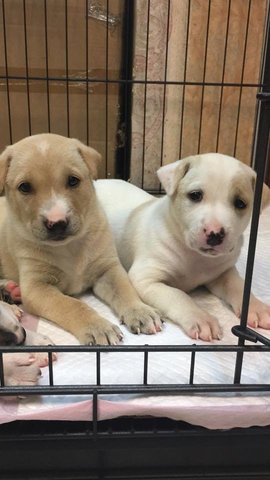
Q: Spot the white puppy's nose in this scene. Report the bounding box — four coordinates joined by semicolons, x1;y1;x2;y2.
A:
204;226;225;247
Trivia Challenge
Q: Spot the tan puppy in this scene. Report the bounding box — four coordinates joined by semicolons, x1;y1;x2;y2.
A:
0;133;161;345
96;153;270;341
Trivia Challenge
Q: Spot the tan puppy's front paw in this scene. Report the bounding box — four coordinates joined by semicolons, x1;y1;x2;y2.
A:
184;312;222;342
78;317;123;345
120;303;163;335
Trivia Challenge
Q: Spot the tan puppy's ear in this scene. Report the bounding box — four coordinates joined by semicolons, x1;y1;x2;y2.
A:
0;146;12;195
73;140;101;180
157;159;191;196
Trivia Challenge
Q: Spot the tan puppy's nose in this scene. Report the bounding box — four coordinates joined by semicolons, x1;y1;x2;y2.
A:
43;218;69;237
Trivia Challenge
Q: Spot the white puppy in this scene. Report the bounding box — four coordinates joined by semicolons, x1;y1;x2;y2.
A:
96;153;270;341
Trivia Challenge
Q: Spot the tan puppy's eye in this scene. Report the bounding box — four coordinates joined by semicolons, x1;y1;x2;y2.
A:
188;190;203;202
234;197;247;210
18;182;33;194
67;176;80;188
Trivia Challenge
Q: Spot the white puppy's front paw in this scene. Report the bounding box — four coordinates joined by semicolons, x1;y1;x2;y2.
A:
3;352;42;386
184;312;222;342
120;303;163;335
246;299;270;329
232;298;270;330
78;317;123;345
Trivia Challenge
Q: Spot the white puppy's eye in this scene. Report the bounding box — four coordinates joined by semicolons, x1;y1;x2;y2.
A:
188;190;203;202
234;197;247;210
18;182;33;194
67;176;80;188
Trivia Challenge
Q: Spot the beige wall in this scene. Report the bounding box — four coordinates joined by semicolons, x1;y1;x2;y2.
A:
0;1;268;186
0;0;124;178
131;0;268;190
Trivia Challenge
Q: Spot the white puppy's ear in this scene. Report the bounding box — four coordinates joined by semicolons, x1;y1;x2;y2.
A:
73;139;101;179
157;159;190;196
261;183;270;210
0;146;12;196
241;162;270;211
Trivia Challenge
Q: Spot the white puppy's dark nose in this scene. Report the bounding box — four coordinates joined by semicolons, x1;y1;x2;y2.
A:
44;219;69;237
206;227;225;247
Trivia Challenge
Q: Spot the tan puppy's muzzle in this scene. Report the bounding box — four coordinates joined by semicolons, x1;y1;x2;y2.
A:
43;217;70;241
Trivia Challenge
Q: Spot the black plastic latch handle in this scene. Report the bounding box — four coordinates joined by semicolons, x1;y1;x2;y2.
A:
232;325;270;346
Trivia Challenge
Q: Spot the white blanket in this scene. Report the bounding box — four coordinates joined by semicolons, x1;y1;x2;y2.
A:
1;207;270;430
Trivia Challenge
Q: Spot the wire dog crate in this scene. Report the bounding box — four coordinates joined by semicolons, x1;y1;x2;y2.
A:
1;1;270;478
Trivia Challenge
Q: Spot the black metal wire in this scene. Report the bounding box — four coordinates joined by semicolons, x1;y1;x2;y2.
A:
0;344;269;354
0;353;4;387
143;350;148;385
189;350;196;385
85;0;89;145
22;0;31;136
65;0;70;137
93;389;98;435
105;0;109;177
96;351;101;386
159;0;171;173
178;0;191;159
1;0;12;143
197;0;211;154
233;0;252;158
44;0;51;132
123;0;132;179
0;73;264;88
2;382;270;398
48;351;54;386
141;0;151;188
115;0;134;180
216;0;231;152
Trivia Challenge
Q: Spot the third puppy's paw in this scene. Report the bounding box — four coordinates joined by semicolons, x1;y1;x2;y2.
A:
120;303;163;335
78;317;123;345
184;312;222;342
3;352;42;386
25;330;54;347
24;330;57;366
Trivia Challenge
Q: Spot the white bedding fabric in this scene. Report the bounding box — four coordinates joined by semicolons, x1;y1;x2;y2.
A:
1;207;270;429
